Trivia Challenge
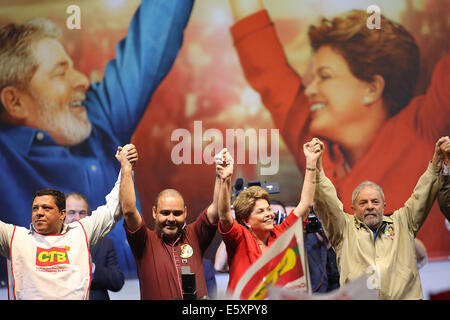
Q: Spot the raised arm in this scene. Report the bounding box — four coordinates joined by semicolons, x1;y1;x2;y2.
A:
400;54;450;144
88;0;195;143
402;136;447;233
292;138;322;218
0;221;15;259
205;176;221;225
81;144;138;246
438;138;450;221
216;149;234;232
313;141;347;246
205;150;230;224
115;144;142;232
229;0;263;22
228;0;308;171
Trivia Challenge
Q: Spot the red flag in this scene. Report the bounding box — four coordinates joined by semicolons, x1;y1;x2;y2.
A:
232;217;310;300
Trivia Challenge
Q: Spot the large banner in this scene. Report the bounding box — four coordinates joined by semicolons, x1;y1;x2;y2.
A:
0;0;449;286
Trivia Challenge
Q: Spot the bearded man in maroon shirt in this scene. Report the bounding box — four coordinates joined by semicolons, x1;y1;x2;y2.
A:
119;147;231;299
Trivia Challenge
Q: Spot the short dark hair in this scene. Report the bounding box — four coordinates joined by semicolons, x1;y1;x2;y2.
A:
34;188;66;211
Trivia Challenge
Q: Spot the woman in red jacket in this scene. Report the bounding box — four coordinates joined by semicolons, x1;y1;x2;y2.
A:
217;138;322;293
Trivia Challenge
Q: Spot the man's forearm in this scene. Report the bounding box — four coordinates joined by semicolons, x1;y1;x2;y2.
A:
120;164;142;231
83;171;122;246
438;175;450;221
206;175;221;224
218;177;233;231
402;161;441;233
120;165;135;214
0;220;14;259
314;169;347;246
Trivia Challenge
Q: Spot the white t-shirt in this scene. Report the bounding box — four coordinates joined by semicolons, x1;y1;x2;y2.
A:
0;173;122;300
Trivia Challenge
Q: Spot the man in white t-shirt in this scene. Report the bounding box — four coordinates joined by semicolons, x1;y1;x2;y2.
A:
0;144;137;300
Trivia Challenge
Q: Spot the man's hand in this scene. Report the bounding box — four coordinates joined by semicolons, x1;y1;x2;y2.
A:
214;148;234;180
115;144;138;167
303;137;324;172
207;148;233;225
303;137;323;162
216;148;234;232
316;139;325;171
117;143;141;231
432;136;449;167
439;137;450;166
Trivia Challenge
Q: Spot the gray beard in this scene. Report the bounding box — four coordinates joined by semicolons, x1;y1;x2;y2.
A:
32;91;92;146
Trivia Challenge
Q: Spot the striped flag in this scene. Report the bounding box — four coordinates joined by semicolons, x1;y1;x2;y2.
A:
232;216;311;300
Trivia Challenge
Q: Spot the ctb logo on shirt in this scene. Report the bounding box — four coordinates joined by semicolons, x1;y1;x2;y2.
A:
36;247;70;267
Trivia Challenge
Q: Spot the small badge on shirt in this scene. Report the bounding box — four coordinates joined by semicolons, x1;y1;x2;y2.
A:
384;224;395;240
180;244;193;258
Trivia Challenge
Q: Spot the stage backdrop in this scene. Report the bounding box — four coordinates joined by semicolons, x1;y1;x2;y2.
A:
0;0;448;283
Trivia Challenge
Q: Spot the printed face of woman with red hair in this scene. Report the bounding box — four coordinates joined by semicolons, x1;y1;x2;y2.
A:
304;45;377;142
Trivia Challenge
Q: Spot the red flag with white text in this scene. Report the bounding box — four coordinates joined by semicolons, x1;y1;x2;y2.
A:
232;217;311;300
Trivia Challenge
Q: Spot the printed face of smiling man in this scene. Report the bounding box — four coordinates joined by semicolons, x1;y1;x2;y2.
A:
16;37;91;146
351;186;386;231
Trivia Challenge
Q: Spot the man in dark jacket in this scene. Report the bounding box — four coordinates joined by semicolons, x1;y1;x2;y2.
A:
66;192;124;300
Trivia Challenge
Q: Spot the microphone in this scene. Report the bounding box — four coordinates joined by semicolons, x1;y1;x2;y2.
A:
181;266;197;300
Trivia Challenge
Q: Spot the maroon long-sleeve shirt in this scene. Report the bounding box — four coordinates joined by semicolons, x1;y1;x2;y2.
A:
124;209;217;299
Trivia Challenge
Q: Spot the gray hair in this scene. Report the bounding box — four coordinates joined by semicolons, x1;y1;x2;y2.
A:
0;18;61;111
352;181;385;204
